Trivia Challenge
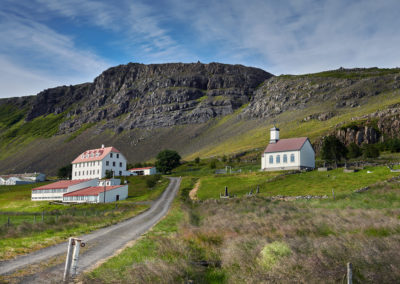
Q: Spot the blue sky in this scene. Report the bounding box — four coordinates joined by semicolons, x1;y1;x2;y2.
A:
1;0;400;98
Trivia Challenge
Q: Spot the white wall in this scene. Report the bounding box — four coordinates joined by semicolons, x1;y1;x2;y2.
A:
72;151;128;180
97;185;128;203
300;140;315;169
68;179;99;193
262;150;301;170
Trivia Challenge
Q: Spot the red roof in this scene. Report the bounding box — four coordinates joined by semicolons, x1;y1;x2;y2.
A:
32;179;90;190
264;137;308;153
63;185;124;196
71;146;121;164
129;167;154;171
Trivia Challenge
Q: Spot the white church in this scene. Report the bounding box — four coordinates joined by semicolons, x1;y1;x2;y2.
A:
261;126;315;171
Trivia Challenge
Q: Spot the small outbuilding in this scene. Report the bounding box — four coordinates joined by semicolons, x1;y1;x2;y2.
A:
63;185;128;203
128;167;157;176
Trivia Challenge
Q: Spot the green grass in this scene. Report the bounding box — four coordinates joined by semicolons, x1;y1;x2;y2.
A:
120;175;169;201
0;104;27;129
196;166;399;200
64;122;96;142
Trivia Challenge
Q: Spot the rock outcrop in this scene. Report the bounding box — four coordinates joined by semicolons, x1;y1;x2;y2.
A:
24;62;272;133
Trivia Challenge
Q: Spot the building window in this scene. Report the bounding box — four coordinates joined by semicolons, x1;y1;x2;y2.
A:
276;155;280;163
97;169;99;174
119;162;122;167
269;155;273;164
283;154;287;163
290;154;295;163
110;153;113;158
75;172;77;176
113;162;116;167
106;161;109;166
117;154;119;158
119;171;122;176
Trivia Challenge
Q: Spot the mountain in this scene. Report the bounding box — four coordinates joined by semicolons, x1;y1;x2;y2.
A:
0;63;400;175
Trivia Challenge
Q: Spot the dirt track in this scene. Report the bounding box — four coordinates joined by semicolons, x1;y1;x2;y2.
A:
0;177;181;283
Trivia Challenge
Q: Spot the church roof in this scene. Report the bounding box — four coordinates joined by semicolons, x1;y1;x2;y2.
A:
264;137;308;153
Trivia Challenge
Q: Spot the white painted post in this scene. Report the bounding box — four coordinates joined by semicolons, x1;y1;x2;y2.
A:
63;238;74;282
71;239;82;277
347;262;352;284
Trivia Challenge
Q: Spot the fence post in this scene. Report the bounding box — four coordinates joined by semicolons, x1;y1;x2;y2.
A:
63;238;74;282
42;211;44;222
34;215;36;224
332;189;335;200
7;216;10;227
347;262;352;284
71;239;82;277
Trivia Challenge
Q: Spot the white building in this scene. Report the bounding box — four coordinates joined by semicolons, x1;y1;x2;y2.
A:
63;184;128;203
32;178;127;203
261;126;315;171
71;145;129;180
128;167;157;176
31;179;98;201
0;173;46;185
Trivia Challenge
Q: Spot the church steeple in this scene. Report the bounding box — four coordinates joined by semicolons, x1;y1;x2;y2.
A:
270;125;280;144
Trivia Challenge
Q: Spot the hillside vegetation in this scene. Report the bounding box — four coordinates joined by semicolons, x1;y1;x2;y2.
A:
1;65;400;175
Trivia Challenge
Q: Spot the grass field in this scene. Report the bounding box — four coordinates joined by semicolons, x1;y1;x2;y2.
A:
0;175;169;260
184;164;398;200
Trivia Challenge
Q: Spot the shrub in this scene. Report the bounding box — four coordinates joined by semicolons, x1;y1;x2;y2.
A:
362;144;380;158
195;157;200;164
347;143;362;159
209;160;217;169
258;241;291;269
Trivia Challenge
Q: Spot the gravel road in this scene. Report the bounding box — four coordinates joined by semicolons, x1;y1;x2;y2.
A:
0;177;181;283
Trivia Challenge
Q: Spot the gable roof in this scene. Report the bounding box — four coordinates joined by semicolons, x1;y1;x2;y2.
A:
71;146;121;164
264;137;309;153
63;185;124;196
32;179;90;190
129;167;155;171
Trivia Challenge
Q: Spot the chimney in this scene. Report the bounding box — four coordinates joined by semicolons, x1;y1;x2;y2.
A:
270;126;280;144
101;144;105;148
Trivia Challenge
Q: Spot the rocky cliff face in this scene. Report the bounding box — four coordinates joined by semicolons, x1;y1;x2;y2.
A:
241;68;400;119
24;62;272;133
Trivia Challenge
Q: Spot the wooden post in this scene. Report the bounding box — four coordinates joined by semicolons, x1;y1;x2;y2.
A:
256;186;260;194
63;238;74;282
347;262;352;284
71;239;82;277
332;189;335;200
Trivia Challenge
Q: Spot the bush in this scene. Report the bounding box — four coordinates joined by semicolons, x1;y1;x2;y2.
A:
321;136;348;162
362;144;380;158
195;157;200;164
347;143;362;159
210;160;217;169
57;164;72;179
155;150;181;174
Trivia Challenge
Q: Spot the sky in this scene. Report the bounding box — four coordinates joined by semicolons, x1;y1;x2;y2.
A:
1;0;400;98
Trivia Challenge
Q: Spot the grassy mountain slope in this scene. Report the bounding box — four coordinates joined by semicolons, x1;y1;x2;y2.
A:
1;66;400;175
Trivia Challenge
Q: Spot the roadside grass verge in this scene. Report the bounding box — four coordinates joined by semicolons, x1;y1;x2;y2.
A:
84;177;192;283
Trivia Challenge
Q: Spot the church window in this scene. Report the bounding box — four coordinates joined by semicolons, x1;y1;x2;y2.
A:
283;154;287;163
276;155;280;163
290;154;295;162
269;155;273;164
